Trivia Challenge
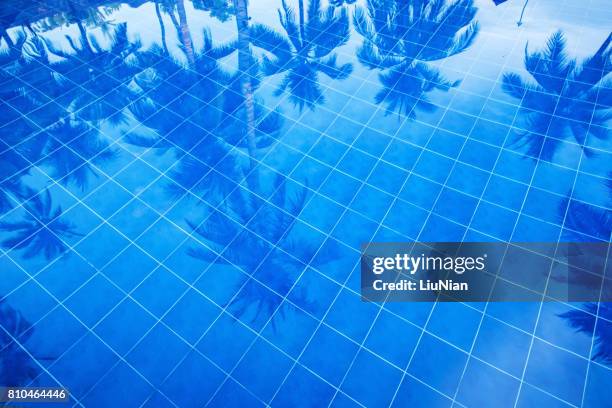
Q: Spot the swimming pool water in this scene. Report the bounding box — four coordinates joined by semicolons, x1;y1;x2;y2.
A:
0;0;611;406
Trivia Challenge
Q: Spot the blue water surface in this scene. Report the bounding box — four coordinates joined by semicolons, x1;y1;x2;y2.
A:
0;0;611;406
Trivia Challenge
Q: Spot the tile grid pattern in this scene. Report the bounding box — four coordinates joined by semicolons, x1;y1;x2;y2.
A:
0;0;610;407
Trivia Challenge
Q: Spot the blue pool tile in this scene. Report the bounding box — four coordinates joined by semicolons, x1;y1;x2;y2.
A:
64;275;123;327
132;267;188;318
582;362;612;408
420;214;466;241
94;298;156;356
233;338;293;402
3;281;57;325
337;148;377;180
75;223;131;269
37;255;97;301
408;333;468;396
319;170;361;206
367;160;408;195
302;325;359;386
391;375;451;408
290;156;332;190
482;175;528;211
107;199;162;240
573;171;610;205
383;200;428;239
271;365;336;408
364;310;421;367
341;349;403;408
135;218;190;260
397;120;435;145
325;289;379;343
354;128;393;157
470;202;518;240
299;193;345;233
385;302;434;328
263;305;319;358
438;111;477;137
113;160;161;195
253;253;301;298
229;279;283;331
562;199;611;241
487;299;540;333
32;306;87;358
310;137;349;167
311;238;357;282
413;151;455;184
161;350;227;407
480;99;518;124
459;139;500;171
536;302;593;358
208;378;265;408
103;244;158;292
331;210;379;249
524;339;588;406
350;184;394;222
471;118;510;147
326;116;365;145
428;302;482;351
400;174;442;209
523;188;566;225
82;181;133;219
329;392;362;408
494;149;537;184
83;361;153;407
288;268;341;320
141;391;177;408
447;162;490;197
382;139;421;169
126;323;191;385
512;215;561;241
456;357;520;408
433;188;479;225
428;129;466;158
473;316;531;377
516;383;573;408
373;225;410;241
197;314;256;372
51;333;118;399
532;161;576;195
463;228;496;242
579;149;612;178
162;289;219;345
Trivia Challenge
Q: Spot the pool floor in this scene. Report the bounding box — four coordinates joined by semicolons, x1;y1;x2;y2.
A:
0;0;611;406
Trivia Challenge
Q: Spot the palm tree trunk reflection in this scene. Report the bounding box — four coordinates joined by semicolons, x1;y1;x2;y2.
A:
0;28;14;48
298;0;305;43
155;1;169;54
235;0;259;174
176;0;195;66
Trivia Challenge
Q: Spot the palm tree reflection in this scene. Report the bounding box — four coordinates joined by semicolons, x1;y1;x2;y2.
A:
502;31;611;160
127;28;281;199
0;299;42;386
249;0;353;111
561;303;612;366
42;120;116;190
188;175;329;326
44;22;142;125
353;0;479;118
0;190;80;260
